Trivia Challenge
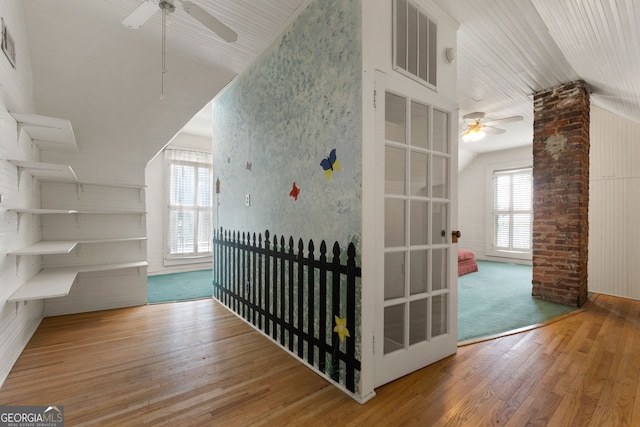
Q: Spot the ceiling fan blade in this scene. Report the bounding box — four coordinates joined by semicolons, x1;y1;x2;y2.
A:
484;125;506;135
182;1;238;42
122;0;160;29
484;115;523;126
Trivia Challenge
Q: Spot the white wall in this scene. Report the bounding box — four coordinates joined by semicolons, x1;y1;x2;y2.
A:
457;146;532;261
589;106;640;299
0;0;44;387
145;133;212;275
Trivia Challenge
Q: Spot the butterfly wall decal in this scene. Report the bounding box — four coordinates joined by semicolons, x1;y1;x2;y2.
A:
320;148;340;180
289;182;300;201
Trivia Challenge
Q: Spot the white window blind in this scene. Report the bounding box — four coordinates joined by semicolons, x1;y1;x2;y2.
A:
492;168;532;253
166;149;213;260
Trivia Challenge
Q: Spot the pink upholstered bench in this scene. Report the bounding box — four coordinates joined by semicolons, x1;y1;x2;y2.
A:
458;249;478;276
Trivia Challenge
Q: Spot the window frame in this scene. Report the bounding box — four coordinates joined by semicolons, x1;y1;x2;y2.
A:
485;161;533;261
164;148;213;266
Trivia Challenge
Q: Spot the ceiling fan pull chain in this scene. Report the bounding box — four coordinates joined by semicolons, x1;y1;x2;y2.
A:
161;5;167;99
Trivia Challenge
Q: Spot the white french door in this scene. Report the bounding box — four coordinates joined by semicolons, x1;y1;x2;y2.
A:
374;71;458;387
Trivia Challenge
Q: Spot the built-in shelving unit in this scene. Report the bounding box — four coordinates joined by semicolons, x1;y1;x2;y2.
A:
9;111;77;151
7;269;78;302
7;112;147;306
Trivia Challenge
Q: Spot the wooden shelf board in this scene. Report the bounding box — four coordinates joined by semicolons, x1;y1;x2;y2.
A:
8;208;79;214
9;111;77;151
10;241;78;256
50;261;149;273
7;159;78;182
7;269;78;302
76;237;147;244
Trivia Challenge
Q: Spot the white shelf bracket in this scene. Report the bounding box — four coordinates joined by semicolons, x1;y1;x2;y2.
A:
139;188;145;203
76;182;84;200
15;211;24;232
73;212;80;227
15;254;21;274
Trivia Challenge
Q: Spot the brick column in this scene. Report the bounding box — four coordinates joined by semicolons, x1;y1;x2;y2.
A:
532;80;590;307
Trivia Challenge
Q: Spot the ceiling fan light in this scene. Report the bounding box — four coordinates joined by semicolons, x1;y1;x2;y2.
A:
462;128;486;142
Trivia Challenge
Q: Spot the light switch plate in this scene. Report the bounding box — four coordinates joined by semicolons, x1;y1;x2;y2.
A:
245;194;250;207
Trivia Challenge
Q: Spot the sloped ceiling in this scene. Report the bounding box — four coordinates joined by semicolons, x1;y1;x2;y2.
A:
21;0;311;180
21;0;640;170
434;0;640;155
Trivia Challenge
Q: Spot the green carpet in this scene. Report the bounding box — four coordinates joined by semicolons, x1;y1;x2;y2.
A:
147;269;213;303
458;260;576;342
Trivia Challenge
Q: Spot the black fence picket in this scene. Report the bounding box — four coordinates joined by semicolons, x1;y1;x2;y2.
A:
212;228;362;393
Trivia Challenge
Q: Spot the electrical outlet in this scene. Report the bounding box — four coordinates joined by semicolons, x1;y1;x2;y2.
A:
245;194;250;207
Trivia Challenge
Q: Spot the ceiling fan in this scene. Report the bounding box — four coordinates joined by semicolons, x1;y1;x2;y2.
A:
122;0;237;96
123;0;237;42
461;112;523;142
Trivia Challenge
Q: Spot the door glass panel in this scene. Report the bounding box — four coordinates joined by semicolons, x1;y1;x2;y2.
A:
385;252;406;300
410;152;428;196
432;294;448;337
410;298;428;345
432;109;449;153
410;201;429;246
432;248;448;291
411;101;429;149
432;202;448;244
410;250;428;295
386;146;406;195
432;156;448;198
384;304;405;354
385;199;406;247
386;93;406;144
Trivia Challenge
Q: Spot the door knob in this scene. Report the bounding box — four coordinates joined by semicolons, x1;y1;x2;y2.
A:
452;230;461;243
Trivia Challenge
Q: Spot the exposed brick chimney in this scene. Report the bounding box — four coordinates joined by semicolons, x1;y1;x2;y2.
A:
532;80;590;307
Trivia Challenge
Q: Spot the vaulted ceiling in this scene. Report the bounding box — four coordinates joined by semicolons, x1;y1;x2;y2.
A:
21;0;640;168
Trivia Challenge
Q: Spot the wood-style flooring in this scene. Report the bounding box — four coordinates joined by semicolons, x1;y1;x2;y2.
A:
1;293;639;426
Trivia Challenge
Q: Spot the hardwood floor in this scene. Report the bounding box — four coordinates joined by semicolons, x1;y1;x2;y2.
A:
1;293;639;426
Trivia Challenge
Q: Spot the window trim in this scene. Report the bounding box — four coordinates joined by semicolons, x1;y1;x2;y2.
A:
164;148;213;266
485;161;533;261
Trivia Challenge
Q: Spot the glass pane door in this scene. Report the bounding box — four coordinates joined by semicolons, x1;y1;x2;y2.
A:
383;91;451;355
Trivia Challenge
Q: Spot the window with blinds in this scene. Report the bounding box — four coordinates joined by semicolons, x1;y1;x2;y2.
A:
491;168;532;255
165;149;213;261
393;0;438;89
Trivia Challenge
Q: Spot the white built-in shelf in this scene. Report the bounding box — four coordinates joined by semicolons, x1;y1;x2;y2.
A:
76;237;147;244
9;111;77;151
9;241;78;256
66;261;148;273
8;208;145;215
7;159;78;187
7;208;146;231
8;208;79;214
7;269;78;302
76;180;146;190
7;261;149;302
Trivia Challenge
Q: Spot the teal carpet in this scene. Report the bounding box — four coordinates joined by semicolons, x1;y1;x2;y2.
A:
147;269;213;303
458;260;576;342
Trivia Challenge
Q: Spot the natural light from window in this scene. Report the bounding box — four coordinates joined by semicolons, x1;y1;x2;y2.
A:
490;167;532;258
166;149;213;261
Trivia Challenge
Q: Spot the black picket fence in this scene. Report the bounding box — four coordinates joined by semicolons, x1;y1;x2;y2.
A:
212;228;361;393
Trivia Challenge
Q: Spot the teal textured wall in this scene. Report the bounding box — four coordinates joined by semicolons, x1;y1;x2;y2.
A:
212;0;362;249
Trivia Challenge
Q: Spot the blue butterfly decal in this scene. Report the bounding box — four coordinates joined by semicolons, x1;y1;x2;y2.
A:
320;148;340;180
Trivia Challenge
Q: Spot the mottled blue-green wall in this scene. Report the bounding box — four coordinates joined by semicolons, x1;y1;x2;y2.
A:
212;0;362;249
